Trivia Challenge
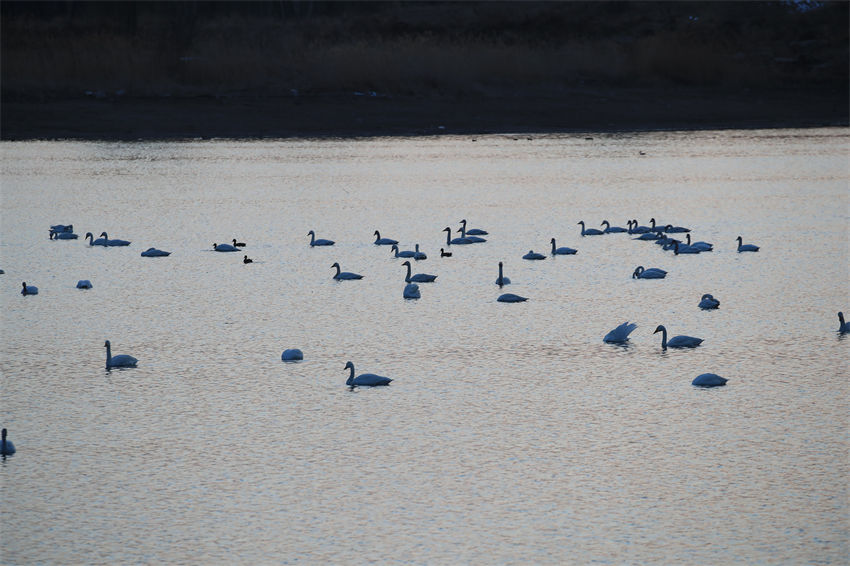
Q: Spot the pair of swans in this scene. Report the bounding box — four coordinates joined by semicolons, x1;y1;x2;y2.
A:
374;230;398;245
141;247;170;257
21;282;38;295
105;340;137;369
628;220;651;234
699;294;720;309
391;244;427;260
308;230;334;246
459;219;488;236
736;236;759;252
282;349;303;361
1;429;14;456
345;361;392;387
443;227;474;246
653;325;703;349
331;262;363;280
86;232;130;246
551;238;577;255
213;242;239;252
632;266;667;279
458;223;486;243
402;261;436;283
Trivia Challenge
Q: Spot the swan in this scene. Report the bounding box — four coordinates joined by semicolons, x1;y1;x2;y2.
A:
496;261;511;286
459;219;488;236
653;325;703;349
345;361;392;387
1;429;15;456
232;239;246;247
441;248;452;257
692;373;727;387
523;250;546;260
403;283;421;299
281;349;304;361
105;340;137;369
736;236;759;252
50;224;73;233
390;244;416;258
458;224;487;243
100;232;131;246
838;312;849;333
550;238;578;255
578;221;604;236
21;282;38;295
632;266;667;279
85;232;108;246
331;262;363;280
76;280;93;289
443;227;473;245
243;255;253;264
603;322;637;344
307;230;334;246
413;244;427;260
649;218;666;233
673;241;701;255
498;293;527;303
373;230;398;245
629;219;651;234
634;231;661;241
402;260;437;283
50;229;78;240
663;224;691;234
601;220;628;233
140;247;170;257
699;294;720;310
213;243;239;252
685;234;713;251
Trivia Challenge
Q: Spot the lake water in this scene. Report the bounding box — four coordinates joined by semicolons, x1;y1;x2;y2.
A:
1;129;848;564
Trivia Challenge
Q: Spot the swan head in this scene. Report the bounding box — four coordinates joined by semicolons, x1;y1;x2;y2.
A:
653;325;666;334
104;340;111;348
86;232;93;238
577;221;584;226
499;261;504;267
331;262;340;269
307;230;315;236
391;244;399;252
632;266;643;278
21;282;26;289
443;227;451;233
601;220;610;227
650;218;656;225
460;219;467;225
374;230;380;236
550;238;556;244
736;236;743;243
344;361;354;371
701;293;713;300
100;232;108;238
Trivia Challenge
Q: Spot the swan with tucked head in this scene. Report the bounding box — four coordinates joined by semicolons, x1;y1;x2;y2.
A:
105;340;137;369
498;293;527;303
653;325;703;349
699;294;720;309
523;250;546;260
345;361;392;387
213;243;239;252
282;349;304;361
141;248;170;257
403;283;421;299
692;373;727;387
632;266;667;279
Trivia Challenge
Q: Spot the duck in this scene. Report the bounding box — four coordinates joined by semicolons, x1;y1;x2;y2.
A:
632;266;667;279
458;224;487;243
698;294;720;310
100;232;131;246
685;234;713;251
402;260;437;283
281;349;304;361
550;238;577;255
838;312;849;333
21;282;38;295
459;218;488;236
307;230;335;246
403;283;421;299
523;250;546;260
496;261;511;286
601;220;628;233
390;244;416;258
1;429;15;456
331;262;363;280
443;227;473;245
140;247;170;257
243;255;253;264
603;322;637;344
232;238;246;248
213;242;239;252
440;248;453;257
653;325;704;349
578;221;604;236
692;373;727;387
412;244;427;260
373;230;398;245
85;232;108;246
105;340;137;369
736;236;760;252
76;280;93;289
344;361;392;387
497;293;527;303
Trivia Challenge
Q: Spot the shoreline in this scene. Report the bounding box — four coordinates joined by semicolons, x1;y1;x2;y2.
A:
2;85;847;140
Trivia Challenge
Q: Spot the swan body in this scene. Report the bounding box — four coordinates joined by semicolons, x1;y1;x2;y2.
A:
628;220;651;234
402;260;436;283
444;227;473;245
391;244;416;258
105;340;137;369
413;244;427;260
85;232;108;246
460;219;488;235
373;230;398;245
496;261;511;286
243;255;253;264
232;239;246;247
282;349;304;361
736;236;759;252
345;361;392;387
692;373;727;387
440;248;452;257
523;250;546;260
663;224;691;233
76;280;93;289
632;266;667;279
699;294;720;309
498;293;527;303
1;429;15;456
604;322;637;344
578;221;604;236
21;282;38;295
838;312;849;333
550;238;577;255
403;283;421;299
686;234;713;251
213;243;239;252
331;262;363;280
634;232;661;241
673;241;701;255
307;230;334;246
458;225;487;243
50;230;78;240
601;220;628;233
141;247;170;257
100;232;131;246
654;325;703;349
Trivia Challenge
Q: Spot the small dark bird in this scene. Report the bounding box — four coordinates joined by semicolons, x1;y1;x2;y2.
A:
243;255;253;264
441;248;452;258
232;238;246;247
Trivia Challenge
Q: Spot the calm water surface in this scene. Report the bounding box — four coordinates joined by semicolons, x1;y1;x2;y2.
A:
1;129;848;564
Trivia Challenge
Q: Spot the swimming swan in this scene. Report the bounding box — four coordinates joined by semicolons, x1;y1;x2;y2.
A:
603;322;637;344
308;230;335;246
1;429;15;456
403;283;421;299
498;293;527;303
76;280;93;289
85;232;108;246
331;262;363;280
673;241;701;255
213;243;239;252
243;255;253;264
699;294;720;309
100;232;131;246
373;230;398;245
443;227;473;245
838;312;849;333
653;325;703;349
282;349;304;361
496;261;511;286
692;373;727;387
21;282;38;295
601;220;628;233
736;236;760;252
105;340;137;369
441;248;453;257
458;224;487;243
140;248;170;257
523;250;546;260
686;234;713;251
632;266;667;279
550;238;577;255
628;220;651;234
460;219;488;236
413;244;427;260
50;229;78;240
391;244;416;258
345;361;392;387
402;260;437;283
578;221;604;236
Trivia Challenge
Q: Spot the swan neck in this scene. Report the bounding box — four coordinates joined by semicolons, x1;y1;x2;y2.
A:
660;328;667;348
346;365;355;385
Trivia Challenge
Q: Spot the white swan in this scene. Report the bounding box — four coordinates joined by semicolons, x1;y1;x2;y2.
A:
603;322;637;344
140;248;170;257
402;260;437;283
653;325;703;349
331;262;363;280
403;283;421;299
458;224;487;243
459;219;488;236
632;266;667;279
699;294;720;309
307;230;334;246
282;349;304;361
496;261;511;286
601;220;628;233
443;227;473;245
390;244;416;258
100;232;131;246
1;429;15;456
498;293;527;303
692;373;727;387
213;243;239;252
413;244;427;260
21;282;38;295
685;234;713;251
373;230;398;245
76;280;93;289
578;221;604;236
838;312;849;333
345;361;392;387
736;236;759;252
550;238;577;255
105;340;137;369
523;250;546;260
85;232;108;246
